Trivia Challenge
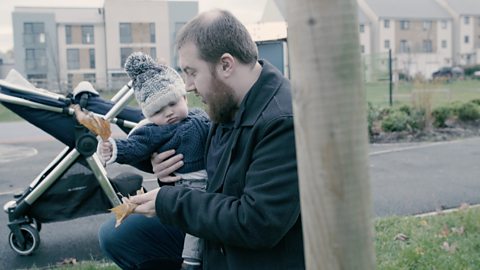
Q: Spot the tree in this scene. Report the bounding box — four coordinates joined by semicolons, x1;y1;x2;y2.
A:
287;1;376;269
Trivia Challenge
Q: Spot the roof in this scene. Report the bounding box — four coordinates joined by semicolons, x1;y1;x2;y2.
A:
364;0;451;19
443;0;480;15
358;8;369;23
260;0;285;22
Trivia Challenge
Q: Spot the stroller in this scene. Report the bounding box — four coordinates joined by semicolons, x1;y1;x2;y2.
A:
0;69;145;255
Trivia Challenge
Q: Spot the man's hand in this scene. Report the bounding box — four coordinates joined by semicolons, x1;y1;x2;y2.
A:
129;188;160;217
151;150;184;183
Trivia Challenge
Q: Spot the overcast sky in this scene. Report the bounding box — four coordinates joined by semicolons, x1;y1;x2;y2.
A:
0;0;267;53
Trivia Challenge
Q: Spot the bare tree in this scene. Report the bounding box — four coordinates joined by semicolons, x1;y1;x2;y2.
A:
287;0;376;269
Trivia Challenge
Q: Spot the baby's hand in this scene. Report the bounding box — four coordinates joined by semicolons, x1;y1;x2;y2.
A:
99;141;113;162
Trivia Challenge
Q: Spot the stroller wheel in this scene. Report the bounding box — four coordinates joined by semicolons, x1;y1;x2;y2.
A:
9;224;40;256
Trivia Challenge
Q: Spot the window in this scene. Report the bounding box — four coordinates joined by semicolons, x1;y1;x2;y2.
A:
423;21;432;31
25;48;46;70
384;40;390;49
149;23;156;43
465;36;470;43
120;47;133;66
84;73;96;84
67;74;74;90
464;16;470;25
65;25;72;44
24;22;45;46
67;49;80;69
82;25;94;44
150;47;157;60
422;40;433;53
27;74;47;88
120;23;132;43
25;49;35;69
89;49;96;68
441;40;447;49
441;20;448;29
359;24;364;33
400;20;409;30
399;40;409;53
24;22;44;35
360;45;365;53
384;20;390;28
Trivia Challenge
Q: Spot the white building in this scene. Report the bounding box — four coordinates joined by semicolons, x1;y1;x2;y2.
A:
358;0;454;79
436;0;480;66
12;0;197;91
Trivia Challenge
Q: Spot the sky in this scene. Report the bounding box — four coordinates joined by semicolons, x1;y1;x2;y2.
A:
0;0;268;53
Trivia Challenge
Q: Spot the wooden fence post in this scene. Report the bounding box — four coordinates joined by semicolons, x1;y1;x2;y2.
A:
287;0;376;269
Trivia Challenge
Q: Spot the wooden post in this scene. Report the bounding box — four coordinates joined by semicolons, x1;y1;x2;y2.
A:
287;0;376;269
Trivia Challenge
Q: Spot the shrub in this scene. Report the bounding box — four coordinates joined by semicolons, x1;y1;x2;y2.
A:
457;102;480;121
410;108;427;130
398;104;412;116
381;110;412;132
470;99;480;106
463;65;480;77
367;102;382;138
431;106;453;128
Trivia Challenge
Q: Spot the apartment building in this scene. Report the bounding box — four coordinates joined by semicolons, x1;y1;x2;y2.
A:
12;0;197;92
436;0;480;66
359;9;373;56
358;0;453;79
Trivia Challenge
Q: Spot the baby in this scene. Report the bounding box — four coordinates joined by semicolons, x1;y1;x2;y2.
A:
99;52;209;269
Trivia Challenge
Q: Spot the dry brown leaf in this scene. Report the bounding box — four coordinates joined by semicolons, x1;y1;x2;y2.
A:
420;219;428;226
459;203;470;211
441;241;457;253
73;104;111;140
394;233;409;241
110;188;145;228
110;199;137;228
440;224;450;238
452;226;465;236
57;257;78;265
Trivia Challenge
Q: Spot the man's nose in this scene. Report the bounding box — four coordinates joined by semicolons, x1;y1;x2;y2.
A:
185;78;196;92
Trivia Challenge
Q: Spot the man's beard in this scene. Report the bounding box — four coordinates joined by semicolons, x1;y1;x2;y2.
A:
206;74;239;124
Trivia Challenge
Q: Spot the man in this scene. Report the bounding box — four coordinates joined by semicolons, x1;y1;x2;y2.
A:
99;9;305;270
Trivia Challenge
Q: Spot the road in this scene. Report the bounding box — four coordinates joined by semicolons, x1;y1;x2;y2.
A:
1;121;480;269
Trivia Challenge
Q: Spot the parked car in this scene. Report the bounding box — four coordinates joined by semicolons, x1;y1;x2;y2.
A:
432;67;464;79
474;71;480;79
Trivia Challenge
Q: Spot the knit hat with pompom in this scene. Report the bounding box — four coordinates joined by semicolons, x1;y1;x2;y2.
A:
124;52;186;118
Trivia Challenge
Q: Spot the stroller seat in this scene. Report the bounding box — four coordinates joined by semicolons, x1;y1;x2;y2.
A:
0;69;146;255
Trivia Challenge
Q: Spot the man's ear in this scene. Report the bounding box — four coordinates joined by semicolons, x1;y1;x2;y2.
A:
218;53;235;77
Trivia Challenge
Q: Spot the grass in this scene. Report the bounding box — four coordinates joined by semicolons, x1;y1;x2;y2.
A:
375;206;480;269
367;79;480;108
1;79;477;123
35;206;480;270
28;260;120;270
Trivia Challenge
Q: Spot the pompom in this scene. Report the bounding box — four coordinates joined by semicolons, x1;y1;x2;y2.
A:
124;52;156;79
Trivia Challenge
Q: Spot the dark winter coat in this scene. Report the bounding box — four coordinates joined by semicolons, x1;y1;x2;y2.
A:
155;60;305;269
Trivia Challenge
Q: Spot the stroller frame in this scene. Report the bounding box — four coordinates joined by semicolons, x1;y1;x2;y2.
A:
0;77;142;255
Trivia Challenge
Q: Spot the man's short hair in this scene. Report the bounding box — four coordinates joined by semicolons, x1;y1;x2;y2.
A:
176;9;258;66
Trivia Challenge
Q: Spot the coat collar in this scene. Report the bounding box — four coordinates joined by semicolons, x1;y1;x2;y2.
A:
232;60;284;128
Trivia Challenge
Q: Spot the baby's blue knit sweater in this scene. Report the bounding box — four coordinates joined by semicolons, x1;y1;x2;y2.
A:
114;108;210;173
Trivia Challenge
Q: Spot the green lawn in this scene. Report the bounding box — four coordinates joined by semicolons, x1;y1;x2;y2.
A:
33;206;480;270
367;79;480;108
1;79;478;123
